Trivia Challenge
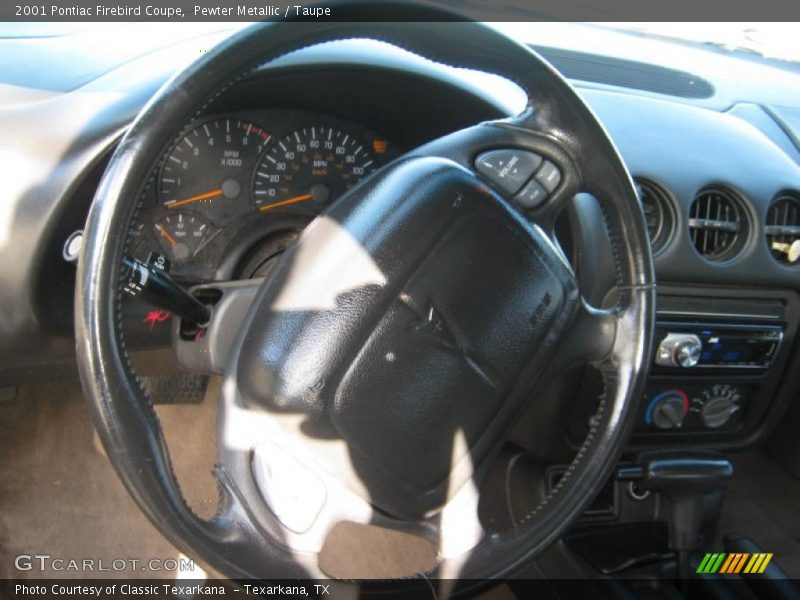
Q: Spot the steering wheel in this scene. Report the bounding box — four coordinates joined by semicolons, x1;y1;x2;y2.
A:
76;4;654;592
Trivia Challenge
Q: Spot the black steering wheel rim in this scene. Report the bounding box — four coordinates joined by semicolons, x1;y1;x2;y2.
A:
76;4;654;591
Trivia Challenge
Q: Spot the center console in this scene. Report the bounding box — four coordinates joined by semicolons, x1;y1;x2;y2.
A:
631;285;800;449
561;284;800;453
552;286;800;584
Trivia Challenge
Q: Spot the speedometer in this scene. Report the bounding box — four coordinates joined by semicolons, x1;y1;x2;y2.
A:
252;126;377;213
159;118;270;222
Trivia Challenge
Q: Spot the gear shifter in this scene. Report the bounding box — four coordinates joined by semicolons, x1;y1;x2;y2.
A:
622;451;733;581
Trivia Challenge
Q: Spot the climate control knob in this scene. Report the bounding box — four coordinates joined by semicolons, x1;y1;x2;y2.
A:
655;333;703;368
647;390;689;430
700;385;741;429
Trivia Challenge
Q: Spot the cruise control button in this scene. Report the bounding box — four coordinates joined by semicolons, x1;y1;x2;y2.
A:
475;149;542;195
534;160;561;193
514;179;548;209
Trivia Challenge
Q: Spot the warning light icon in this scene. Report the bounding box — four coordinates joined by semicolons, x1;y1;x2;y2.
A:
372;140;388;155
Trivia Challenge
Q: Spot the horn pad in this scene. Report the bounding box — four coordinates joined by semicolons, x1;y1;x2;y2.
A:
237;157;579;518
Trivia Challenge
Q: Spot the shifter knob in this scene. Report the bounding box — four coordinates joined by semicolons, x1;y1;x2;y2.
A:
638;451;733;554
626;451;733;581
641;452;733;495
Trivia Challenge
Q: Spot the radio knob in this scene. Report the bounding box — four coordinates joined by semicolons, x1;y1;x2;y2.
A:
656;333;703;368
675;338;702;367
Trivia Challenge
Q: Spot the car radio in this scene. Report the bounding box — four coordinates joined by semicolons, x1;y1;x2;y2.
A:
654;321;783;370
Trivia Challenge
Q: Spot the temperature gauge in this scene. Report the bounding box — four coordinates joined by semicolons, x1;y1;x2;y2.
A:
153;212;215;263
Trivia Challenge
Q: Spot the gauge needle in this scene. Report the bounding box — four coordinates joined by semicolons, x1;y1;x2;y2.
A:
155;223;178;247
259;193;313;212
164;188;223;209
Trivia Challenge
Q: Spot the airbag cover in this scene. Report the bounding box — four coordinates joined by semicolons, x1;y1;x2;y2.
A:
237;156;578;517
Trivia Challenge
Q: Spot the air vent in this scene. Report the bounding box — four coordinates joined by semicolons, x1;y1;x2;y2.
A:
688;188;746;261
765;194;800;265
635;178;674;253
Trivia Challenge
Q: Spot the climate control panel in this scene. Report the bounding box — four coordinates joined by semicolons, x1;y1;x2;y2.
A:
640;383;747;433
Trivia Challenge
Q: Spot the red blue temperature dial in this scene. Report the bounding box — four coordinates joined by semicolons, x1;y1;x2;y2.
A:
645;389;690;430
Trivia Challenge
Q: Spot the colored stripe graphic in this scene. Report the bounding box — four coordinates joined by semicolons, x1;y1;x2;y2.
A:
744;553;773;574
697;553;714;573
732;553;750;573
719;553;737;573
697;553;724;574
712;553;726;573
697;552;773;574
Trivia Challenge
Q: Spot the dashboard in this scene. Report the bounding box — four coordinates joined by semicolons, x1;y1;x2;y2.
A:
3;29;800;457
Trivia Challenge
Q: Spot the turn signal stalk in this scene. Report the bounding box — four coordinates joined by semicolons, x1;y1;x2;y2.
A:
121;255;211;324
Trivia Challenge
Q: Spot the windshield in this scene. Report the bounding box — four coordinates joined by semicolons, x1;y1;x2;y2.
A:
2;21;799;75
601;22;800;64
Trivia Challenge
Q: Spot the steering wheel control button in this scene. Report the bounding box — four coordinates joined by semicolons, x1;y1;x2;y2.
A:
534;160;562;193
475;149;542;195
514;179;548;209
252;442;327;533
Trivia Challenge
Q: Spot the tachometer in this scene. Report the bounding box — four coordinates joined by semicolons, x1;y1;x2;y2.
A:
252;126;377;213
160;118;270;222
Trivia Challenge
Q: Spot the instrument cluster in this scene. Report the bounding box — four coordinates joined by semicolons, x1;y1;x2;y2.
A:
127;109;397;280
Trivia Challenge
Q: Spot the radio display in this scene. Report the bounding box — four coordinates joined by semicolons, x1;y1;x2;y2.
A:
697;333;777;366
656;322;782;369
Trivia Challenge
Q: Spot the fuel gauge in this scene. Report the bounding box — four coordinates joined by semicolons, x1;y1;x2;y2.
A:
128;218;146;253
153;212;215;263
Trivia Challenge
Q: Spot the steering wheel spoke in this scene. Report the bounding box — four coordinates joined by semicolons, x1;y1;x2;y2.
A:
545;296;619;376
218;376;484;572
526;184;580;237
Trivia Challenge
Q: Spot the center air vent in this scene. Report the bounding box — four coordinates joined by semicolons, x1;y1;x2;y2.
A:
765;193;800;265
688;188;746;261
635;178;674;253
